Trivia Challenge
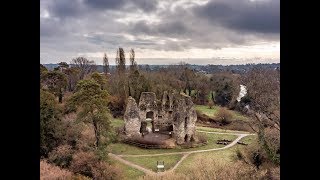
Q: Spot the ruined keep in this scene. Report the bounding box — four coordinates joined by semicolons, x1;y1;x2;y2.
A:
124;91;197;145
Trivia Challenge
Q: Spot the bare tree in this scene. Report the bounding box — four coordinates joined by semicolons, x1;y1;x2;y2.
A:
242;67;280;165
70;57;96;80
116;47;126;74
129;48;137;72
243;68;280;131
115;47;128;106
103;53;109;76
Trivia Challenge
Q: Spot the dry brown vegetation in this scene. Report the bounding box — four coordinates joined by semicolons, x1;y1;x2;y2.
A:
140;156;279;180
215;107;233;125
40;160;73;180
70;151;124;179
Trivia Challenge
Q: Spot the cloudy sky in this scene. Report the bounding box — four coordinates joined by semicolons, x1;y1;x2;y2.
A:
40;0;280;65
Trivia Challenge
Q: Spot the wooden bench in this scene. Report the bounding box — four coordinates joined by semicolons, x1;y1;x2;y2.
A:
157;161;165;172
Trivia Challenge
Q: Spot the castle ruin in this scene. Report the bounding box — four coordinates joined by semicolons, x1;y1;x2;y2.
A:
124;91;197;145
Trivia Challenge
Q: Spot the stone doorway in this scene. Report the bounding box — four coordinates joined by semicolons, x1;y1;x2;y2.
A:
146;111;154;132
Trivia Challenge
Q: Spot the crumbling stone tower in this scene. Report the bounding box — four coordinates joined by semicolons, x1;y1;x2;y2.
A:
171;93;197;144
123;91;197;145
124;97;141;137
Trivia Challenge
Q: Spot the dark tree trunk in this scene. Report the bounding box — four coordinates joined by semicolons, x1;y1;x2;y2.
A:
93;119;100;147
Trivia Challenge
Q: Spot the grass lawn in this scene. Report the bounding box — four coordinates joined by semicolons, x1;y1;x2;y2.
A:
175;135;257;174
175;145;240;174
239;134;258;144
108;157;145;180
196;126;250;134
195;105;249;121
111;118;125;128
107;133;237;155
123;154;183;172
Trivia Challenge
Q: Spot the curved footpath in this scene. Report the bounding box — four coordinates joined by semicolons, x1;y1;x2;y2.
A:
109;130;256;175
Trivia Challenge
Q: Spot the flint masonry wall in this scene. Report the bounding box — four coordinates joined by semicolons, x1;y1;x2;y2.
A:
124;91;197;145
124;97;141;137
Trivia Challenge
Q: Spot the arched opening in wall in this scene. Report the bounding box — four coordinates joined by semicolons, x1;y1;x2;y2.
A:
140;121;147;134
146;111;154;120
146;111;154;132
184;134;188;142
190;135;195;142
169;125;173;131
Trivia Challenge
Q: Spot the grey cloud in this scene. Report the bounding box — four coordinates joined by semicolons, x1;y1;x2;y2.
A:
84;0;158;12
195;0;280;34
130;20;189;36
40;0;279;63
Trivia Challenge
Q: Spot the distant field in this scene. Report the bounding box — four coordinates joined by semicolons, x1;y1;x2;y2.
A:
123;154;183;172
195;105;249;121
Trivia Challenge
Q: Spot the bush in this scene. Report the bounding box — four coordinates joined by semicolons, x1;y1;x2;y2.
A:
40;89;64;157
238;141;267;169
207;100;214;109
40;160;73;180
70;151;123;179
196;132;208;144
216;108;233;125
70;151;99;177
91;161;124;180
108;95;125;118
48;145;74;168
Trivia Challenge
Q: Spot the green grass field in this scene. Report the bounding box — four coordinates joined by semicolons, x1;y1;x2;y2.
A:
123;154;183;172
195;105;249;121
111;118;125;128
196;126;249;134
175;134;257;174
108;157;145;180
238;134;257;144
175;145;240;174
108;132;237;155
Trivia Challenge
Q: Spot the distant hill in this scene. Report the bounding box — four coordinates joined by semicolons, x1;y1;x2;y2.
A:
43;63;280;74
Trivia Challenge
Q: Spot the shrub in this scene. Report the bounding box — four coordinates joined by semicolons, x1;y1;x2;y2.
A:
91;161;124;180
77;123;96;150
238;141;267;169
108;95;125;118
70;151;123;179
196;132;208;144
216;108;233;125
40;160;73;180
48;145;74;168
207;100;214;109
70;151;99;177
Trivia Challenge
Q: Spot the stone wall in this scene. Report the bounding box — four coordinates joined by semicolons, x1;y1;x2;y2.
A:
124;92;197;145
138;92;158;126
124;97;141;137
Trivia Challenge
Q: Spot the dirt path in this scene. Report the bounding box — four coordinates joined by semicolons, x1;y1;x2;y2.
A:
109;153;157;175
169;153;190;172
108;131;256;176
